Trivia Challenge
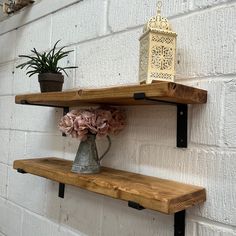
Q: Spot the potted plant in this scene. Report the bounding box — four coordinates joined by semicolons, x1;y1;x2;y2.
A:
16;40;77;93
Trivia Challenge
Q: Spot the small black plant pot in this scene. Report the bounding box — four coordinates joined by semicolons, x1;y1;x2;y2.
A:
38;73;64;93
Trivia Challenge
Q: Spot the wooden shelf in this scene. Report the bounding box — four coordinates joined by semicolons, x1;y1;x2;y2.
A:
13;158;206;214
15;82;207;107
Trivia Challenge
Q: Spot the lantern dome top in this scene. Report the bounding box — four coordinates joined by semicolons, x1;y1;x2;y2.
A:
143;1;176;35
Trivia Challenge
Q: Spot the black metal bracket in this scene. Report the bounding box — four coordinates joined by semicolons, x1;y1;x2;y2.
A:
133;93;188;148
177;104;188;148
63;107;69;116
133;92;176;105
128;201;145;210
58;183;65;198
174;210;186;236
17;168;27;174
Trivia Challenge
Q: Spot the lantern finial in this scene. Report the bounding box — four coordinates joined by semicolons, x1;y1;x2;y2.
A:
156;1;162;17
143;1;174;33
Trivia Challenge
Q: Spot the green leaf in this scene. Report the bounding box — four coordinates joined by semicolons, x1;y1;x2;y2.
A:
17;40;76;77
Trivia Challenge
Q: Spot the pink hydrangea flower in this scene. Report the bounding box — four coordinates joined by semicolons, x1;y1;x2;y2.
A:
58;107;126;140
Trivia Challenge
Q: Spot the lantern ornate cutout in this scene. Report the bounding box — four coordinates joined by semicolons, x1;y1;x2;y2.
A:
139;1;177;84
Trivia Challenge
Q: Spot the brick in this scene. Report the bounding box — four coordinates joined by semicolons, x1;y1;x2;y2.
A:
57;227;85;236
8;167;47;215
28;73;41;93
0;63;13;95
76;28;141;88
124;105;176;145
12;104;63;132
64;137;80;161
100;135;140;173
185;219;197;236
26;133;64;157
13;58;31;95
173;5;236;78
8;131;27;165
61;186;103;236
22;210;85;236
0;198;23;236
51;0;105;45
15;16;51;57
139;145;236;226
56;46;76;91
0;96;14;129
193;0;234;9
197;221;236;236
108;0;192;33
44;180;61;221
223;80;236;147
0;164;7;198
0;130;10;165
97;136;139;172
0;31;16;64
190;80;224;146
101;195;173;236
22;210;55;236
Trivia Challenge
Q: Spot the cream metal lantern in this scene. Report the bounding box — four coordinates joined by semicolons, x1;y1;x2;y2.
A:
139;1;177;84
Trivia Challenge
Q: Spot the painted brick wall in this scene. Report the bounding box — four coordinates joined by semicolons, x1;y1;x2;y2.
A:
0;0;235;235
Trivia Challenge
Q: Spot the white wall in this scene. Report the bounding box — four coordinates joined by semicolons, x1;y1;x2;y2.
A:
0;0;236;235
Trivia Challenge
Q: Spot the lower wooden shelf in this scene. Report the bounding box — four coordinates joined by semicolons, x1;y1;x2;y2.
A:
13;157;206;215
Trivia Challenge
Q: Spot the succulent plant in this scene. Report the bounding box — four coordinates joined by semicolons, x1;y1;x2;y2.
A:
16;40;77;77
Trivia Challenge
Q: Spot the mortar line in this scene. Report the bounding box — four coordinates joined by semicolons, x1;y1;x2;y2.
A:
188;215;236;231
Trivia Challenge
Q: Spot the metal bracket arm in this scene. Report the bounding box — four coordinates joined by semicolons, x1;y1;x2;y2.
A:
58;183;65;198
174;210;186;236
128;201;145;210
17;168;27;174
133;92;176;105
177;104;188;148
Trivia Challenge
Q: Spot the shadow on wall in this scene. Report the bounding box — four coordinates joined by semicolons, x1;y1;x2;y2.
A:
45;183;173;236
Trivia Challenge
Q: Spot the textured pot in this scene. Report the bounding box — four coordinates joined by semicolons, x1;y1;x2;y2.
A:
38;73;64;93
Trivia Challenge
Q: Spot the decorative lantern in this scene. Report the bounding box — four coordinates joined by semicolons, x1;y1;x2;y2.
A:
139;1;177;84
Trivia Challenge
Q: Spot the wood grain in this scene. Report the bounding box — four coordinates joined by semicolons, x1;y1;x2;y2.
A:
13;158;206;214
15;82;207;107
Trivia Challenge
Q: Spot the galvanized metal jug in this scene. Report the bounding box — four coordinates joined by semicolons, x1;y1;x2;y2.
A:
71;134;111;174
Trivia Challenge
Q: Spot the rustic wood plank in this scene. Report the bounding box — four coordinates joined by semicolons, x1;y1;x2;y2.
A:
15;82;207;107
13;158;206;214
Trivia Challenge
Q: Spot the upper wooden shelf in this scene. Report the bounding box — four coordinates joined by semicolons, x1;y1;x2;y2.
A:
13;158;206;214
15;82;207;107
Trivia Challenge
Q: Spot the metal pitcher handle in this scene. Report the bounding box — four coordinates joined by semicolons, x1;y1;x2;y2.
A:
98;135;111;162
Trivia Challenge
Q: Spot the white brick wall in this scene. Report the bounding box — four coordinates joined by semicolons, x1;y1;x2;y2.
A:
0;0;235;235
